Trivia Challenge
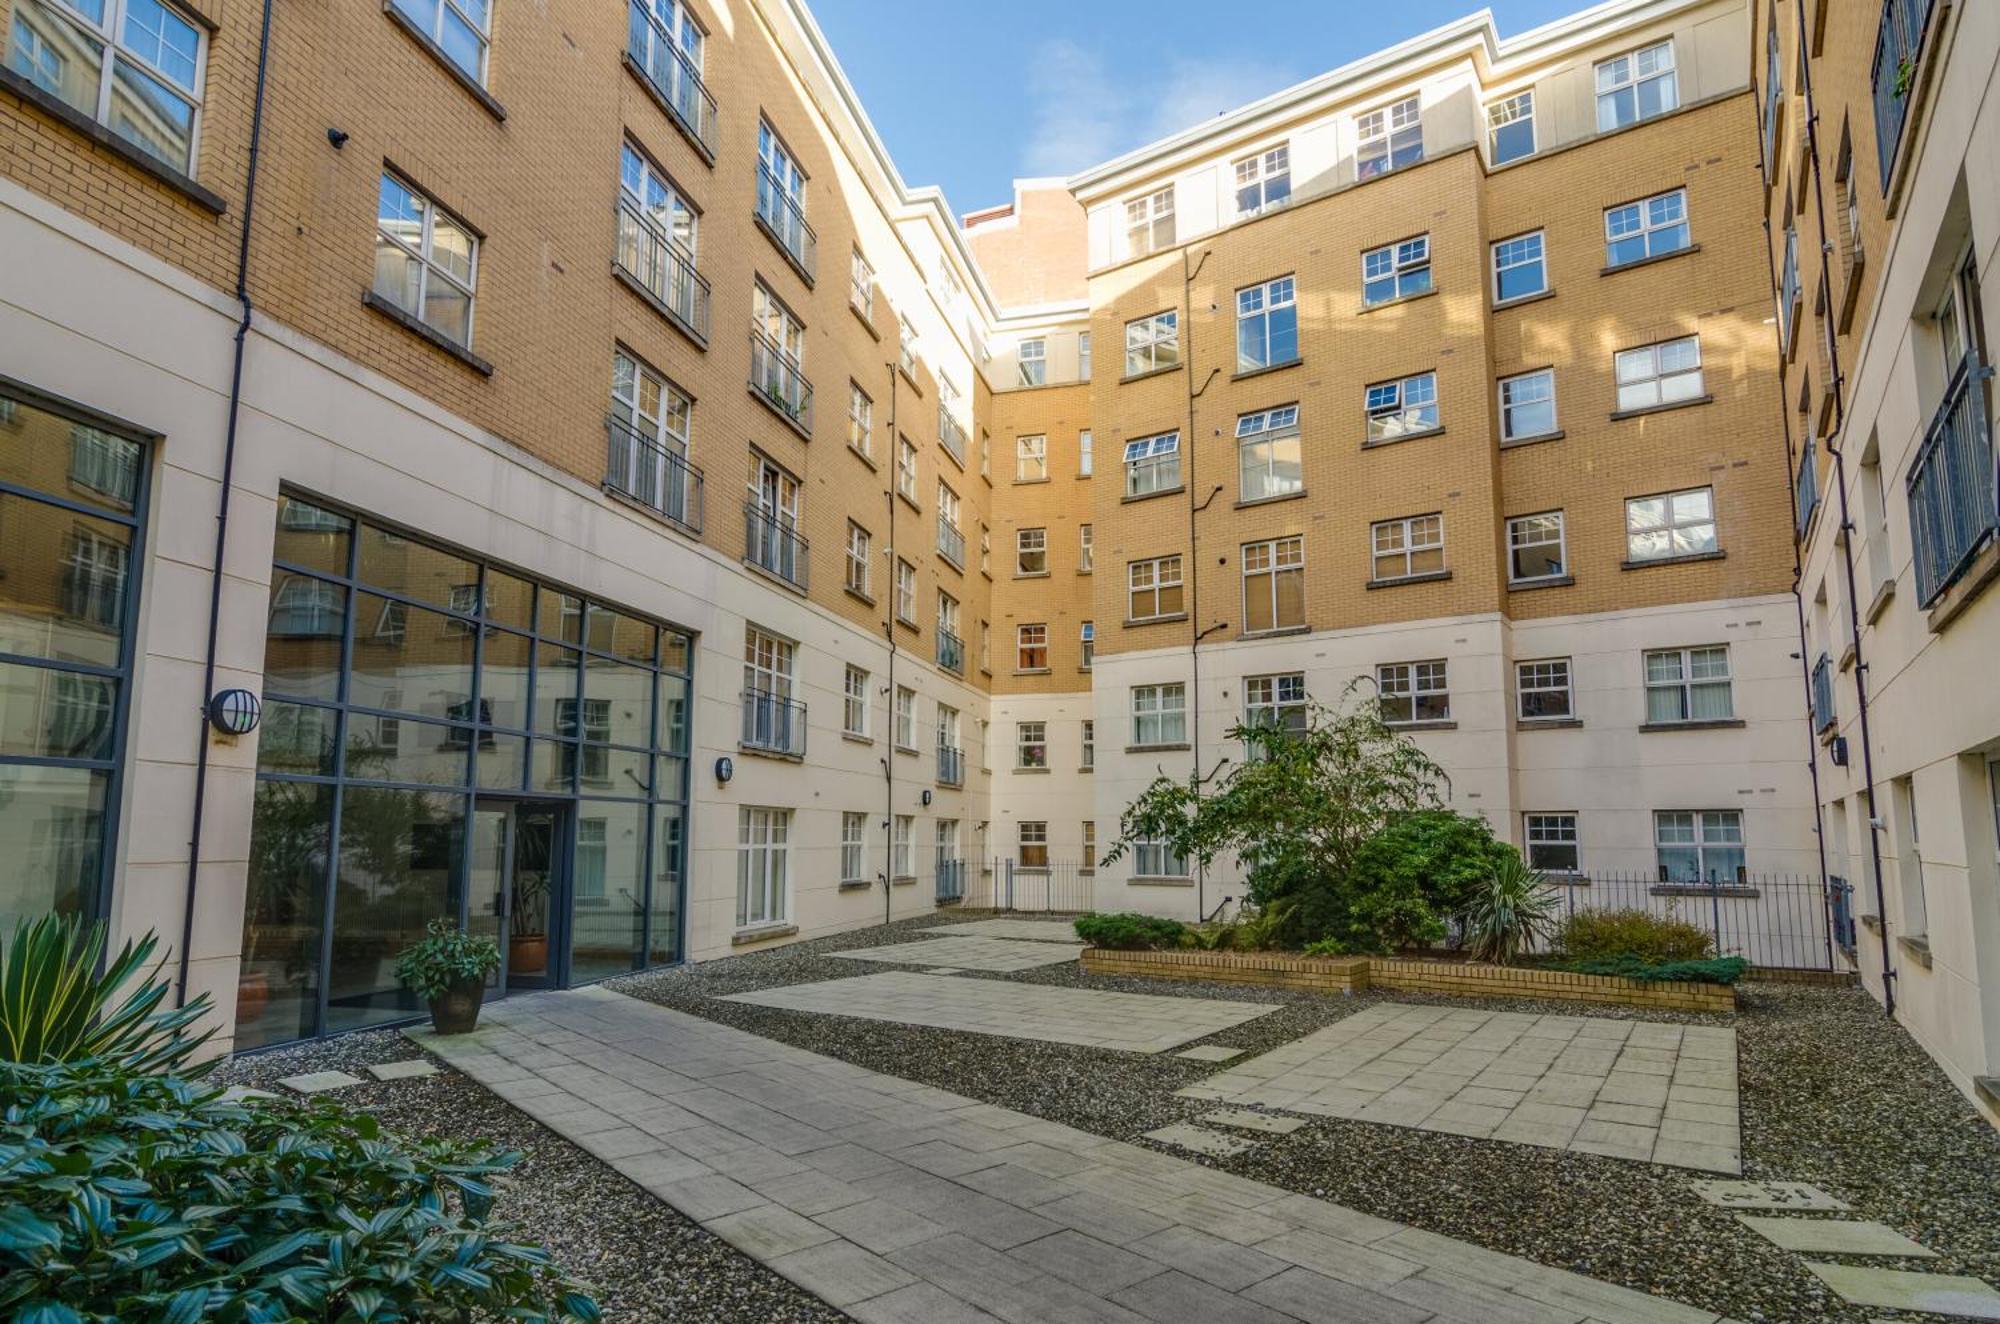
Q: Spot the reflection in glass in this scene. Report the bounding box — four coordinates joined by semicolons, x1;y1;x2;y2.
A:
480;629;532;729
256;700;339;776
475;732;527;791
356;523;476;608
0;662;116;760
571;800;643;981
649;804;684;964
0;493;133;668
485;567;534;630
585;656;653;746
349;592;473;721
344;714;471;787
235;781;331;1050
325;786;463;1034
534;644;580;731
0;764;105;930
264;575;345;700
531;738;575;794
273;495;353;575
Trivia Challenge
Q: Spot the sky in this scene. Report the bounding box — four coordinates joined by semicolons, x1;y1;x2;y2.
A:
804;1;1587;218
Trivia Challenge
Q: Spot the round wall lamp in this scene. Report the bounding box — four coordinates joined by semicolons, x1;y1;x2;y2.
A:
921;789;934;807
207;688;262;736
714;755;735;785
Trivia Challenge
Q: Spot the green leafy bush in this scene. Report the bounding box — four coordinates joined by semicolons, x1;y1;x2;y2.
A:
1460;854;1562;966
1302;810;1518;954
1072;913;1188;950
0;915;212;1073
1553;955;1749;985
395;917;502;1001
0;1059;600;1323
1558;908;1714;963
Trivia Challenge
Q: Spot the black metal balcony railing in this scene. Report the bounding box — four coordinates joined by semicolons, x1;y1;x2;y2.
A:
935;629;964;677
1871;0;1936;192
754;163;817;279
744;502;809;591
936;744;964;786
937;518;965;570
1794;437;1820;540
1907;350;1997;607
935;857;967;903
616;196;711;341
626;0;717;156
938;407;968;467
1811;653;1837;734
741;687;807;757
749;330;813;434
607;417;703;533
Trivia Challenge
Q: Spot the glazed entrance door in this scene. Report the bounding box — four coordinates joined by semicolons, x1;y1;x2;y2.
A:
474;799;569;992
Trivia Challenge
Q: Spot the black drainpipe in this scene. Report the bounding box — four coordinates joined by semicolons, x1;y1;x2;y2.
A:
177;0;277;1008
883;361;898;927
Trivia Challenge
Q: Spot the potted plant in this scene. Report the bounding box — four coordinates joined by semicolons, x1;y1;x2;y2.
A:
396;919;501;1034
509;871;550;977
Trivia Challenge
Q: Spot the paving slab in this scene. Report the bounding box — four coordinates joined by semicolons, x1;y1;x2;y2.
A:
1689;1179;1848;1211
1735;1216;1935;1257
1201;1109;1307;1135
413;986;1731;1324
1143;1122;1262;1157
723;969;1276;1053
277;1070;364;1094
829;935;1084;972
924;918;1086;943
1805;1263;2000;1318
1176;1044;1248;1063
365;1059;439;1081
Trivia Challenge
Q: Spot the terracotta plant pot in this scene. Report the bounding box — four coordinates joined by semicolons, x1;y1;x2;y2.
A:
509;934;548;977
235;969;269;1023
428;976;486;1035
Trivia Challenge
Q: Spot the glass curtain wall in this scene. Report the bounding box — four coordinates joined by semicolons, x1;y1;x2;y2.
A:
239;493;692;1048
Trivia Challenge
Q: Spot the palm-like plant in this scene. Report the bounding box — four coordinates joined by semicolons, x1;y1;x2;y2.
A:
0;915;214;1072
1460;853;1563;965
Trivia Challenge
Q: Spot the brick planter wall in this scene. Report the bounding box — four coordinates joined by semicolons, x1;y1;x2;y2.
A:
1080;947;1736;1012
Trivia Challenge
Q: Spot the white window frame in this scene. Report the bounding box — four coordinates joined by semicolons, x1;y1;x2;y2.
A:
1245;673;1308;753
849;247;874;317
1596;40;1678;132
1644;646;1734;724
893;814;914;879
1017;338;1047;387
375;170;479;346
1506;511;1567;584
1525;812;1579;874
1365;372;1439;442
1016;623;1048;672
1133;839;1187;878
1127;554;1184;622
1124;311;1180;376
1499;369;1558;441
1016;527;1047;576
1516;658;1574;721
1237;405;1302;502
1654;809;1744;883
1491;231;1547;303
736;806;790;928
609;350;694;514
1356;94;1422;180
14;0;208;173
1486;90;1534;164
1378;660;1449;726
1371;513;1444;581
898;315;917;374
894;685;917;750
1614;336;1703;413
1123;432;1181;497
847;381;873;458
1080;620;1094;670
894;558;916;625
1015;434;1048;482
1233;143;1291;217
744;625;794;703
1124;186;1175;258
1242;536;1305;634
896;436;919;501
1605;188;1690;268
1081;719;1095;769
1078;429;1094;476
1079;524;1094;573
1361;235;1431;306
841;811;868;884
1017;720;1047;769
844;521;871;598
843;664;869;736
1235;275;1298;373
1131;683;1188;747
1018;820;1050;870
1625;485;1717;562
1078;333;1092;382
387;0;490;81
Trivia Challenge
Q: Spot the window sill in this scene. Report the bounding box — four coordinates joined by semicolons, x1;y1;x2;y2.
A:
1236;491;1308;510
850;302;881;340
1367;570;1453;591
1078;766;1095;774
1358;287;1439;316
841;732;874;746
613;267;708;351
1499;430;1566;450
749;383;813;440
1015;571;1050;581
898;365;923;397
1517;717;1583;730
847;445;877;472
1610;395;1714;422
1653;883;1759;899
1600;243;1702;277
1508;574;1575;592
1130;876;1194;887
620;53;715;166
754;213;817;289
363;292;494;375
1013;668;1051;677
1621;549;1726;571
1638;719;1746;733
384;1;508;122
1120;364;1181;386
1240;625;1310;641
1866;576;1897;624
892;875;917;886
893;743;919;758
601;483;701;540
738;743;804;763
1122;486;1186;506
0;67;229;214
838;879;872;891
845;587;877;608
894;616;919;634
1361;426;1444;450
1013;477;1051;487
1125;614;1189;628
1232;358;1302;383
1078;568;1094;577
1923;536;2000;634
732;923;798;946
1492;288;1556;312
1013;767;1051;775
1386;720;1457;732
1126;743;1192;754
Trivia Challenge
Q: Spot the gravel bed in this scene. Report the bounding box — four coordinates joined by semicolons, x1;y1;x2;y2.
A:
212;1032;850;1324
611;910;2000;1324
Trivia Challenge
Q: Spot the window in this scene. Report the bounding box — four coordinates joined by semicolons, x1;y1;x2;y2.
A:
1596;41;1677;131
1614;336;1703;412
898;316;917;375
893;815;914;878
615;143;702;333
894;686;916;750
1507;512;1566;584
1654;810;1743;883
1605;189;1689;267
1078;429;1094;476
1080;621;1094;669
1234;144;1291;216
737;807;790;928
269;576;344;637
608;351;694;520
1078;333;1092;381
1018;721;1047;769
1017;623;1048;672
841;811;867;884
755;121;812;272
1128;555;1184;621
1517;659;1573;720
1357;95;1422;179
1134;839;1187;878
1017;528;1047;576
937;591;959;646
1644;646;1733;723
1525;813;1579;873
1371;514;1444;581
1362;236;1431;306
1243;536;1305;634
751;284;807;418
1132;683;1187;747
374;172;477;346
845;522;871;597
843;664;869;736
9;0;205;173
1378;661;1449;725
1015;434;1047;482
894;558;916;625
1018;338;1047;387
1124;311;1180;377
744;626;796;739
1499;369;1557;441
980;525;991;575
1123;432;1181;497
1365;372;1439;442
1081;719;1095;769
937;482;961;552
849;248;874;316
1018;821;1049;869
1125;187;1174;257
1237;406;1302;501
1487;90;1534;164
747;450;804;586
1081;820;1097;869
1236;276;1298;372
848;382;873;458
392;0;490;82
629;0;708;148
979;621;990;672
980;432;991;480
896;436;918;502
1625;486;1716;561
1492;232;1546;302
1245;673;1307;759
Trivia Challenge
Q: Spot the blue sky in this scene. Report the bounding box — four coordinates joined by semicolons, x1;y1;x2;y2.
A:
805;1;1586;217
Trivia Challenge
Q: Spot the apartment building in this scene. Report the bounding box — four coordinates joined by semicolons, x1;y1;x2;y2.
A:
1757;0;2000;1121
0;0;1866;1054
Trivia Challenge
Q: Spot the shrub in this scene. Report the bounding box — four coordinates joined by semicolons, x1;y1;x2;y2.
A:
0;1059;601;1323
1072;913;1188;950
1460;854;1562;966
1301;810;1518;953
0;915;212;1074
395;917;503;1001
1558;908;1713;963
1554;955;1749;985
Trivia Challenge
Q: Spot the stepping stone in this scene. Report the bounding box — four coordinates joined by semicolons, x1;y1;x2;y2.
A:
366;1059;439;1081
1175;1045;1246;1063
278;1070;363;1095
1805;1264;2000;1319
1690;1179;1848;1211
217;1085;281;1103
1199;1108;1306;1136
1737;1216;1936;1258
1142;1123;1259;1158
924;968;966;976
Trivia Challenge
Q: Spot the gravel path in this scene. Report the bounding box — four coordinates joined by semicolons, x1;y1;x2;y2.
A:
212;1031;851;1324
610;910;2000;1324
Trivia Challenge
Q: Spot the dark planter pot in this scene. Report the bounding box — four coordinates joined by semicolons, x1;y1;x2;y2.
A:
427;977;487;1035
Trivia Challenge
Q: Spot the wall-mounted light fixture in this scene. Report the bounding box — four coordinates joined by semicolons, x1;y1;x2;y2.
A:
207;689;261;736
